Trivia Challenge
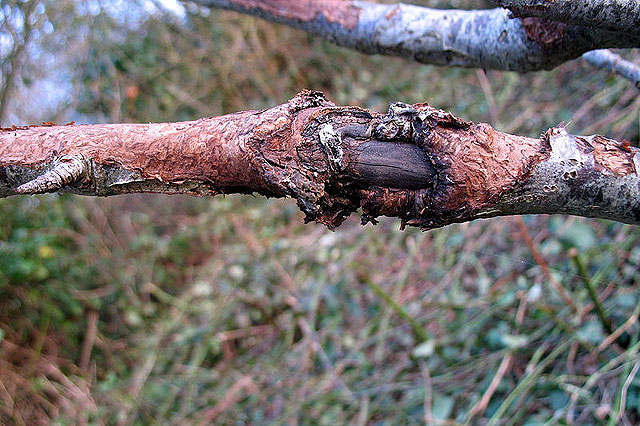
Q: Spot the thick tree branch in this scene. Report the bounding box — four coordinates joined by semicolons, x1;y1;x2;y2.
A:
498;0;640;37
186;0;639;71
2;91;639;230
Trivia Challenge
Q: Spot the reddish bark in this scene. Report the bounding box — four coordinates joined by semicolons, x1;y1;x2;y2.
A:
223;0;361;29
1;91;639;229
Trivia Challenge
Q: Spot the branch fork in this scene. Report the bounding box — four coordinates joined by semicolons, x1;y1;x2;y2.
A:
14;154;92;195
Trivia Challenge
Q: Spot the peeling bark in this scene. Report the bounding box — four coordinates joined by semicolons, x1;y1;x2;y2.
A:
187;0;639;71
1;91;639;230
498;0;640;37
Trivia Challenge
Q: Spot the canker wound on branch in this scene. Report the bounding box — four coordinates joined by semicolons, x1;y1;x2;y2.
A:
2;91;639;230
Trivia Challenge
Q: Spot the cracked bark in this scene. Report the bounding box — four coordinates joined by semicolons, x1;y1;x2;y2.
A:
186;0;640;72
1;91;639;230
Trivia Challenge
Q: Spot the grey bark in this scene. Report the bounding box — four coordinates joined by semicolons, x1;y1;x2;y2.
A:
498;128;640;227
498;0;640;37
582;50;640;89
188;0;640;71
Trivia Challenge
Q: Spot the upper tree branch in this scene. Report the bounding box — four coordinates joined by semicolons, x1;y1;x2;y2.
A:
2;91;639;230
582;50;640;89
186;0;639;71
498;0;640;37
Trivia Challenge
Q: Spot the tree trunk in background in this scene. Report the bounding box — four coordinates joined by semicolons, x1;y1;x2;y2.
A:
1;91;639;230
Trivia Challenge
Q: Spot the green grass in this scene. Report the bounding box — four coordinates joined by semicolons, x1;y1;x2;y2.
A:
1;2;640;424
2;194;639;424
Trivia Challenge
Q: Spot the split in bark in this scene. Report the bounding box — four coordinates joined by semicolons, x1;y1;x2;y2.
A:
2;91;639;230
186;0;640;72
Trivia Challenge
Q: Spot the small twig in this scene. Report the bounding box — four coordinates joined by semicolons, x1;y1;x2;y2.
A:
583;340;640;392
467;292;527;421
616;361;640;423
356;397;369;426
476;69;499;127
569;248;614;335
195;375;259;422
364;279;430;343
515;218;579;314
420;360;435;426
488;341;572;425
597;302;639;353
79;309;99;373
297;317;356;401
583;50;640;89
15;154;91;195
468;353;513;420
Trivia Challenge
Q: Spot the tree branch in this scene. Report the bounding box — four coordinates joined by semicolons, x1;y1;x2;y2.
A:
582;50;640;89
2;91;639;230
186;0;639;71
498;0;640;37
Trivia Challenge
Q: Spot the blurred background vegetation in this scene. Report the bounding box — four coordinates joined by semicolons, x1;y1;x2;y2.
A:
1;0;640;424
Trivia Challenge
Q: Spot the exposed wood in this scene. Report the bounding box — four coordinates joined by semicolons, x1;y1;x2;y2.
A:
345;141;436;190
1;91;639;230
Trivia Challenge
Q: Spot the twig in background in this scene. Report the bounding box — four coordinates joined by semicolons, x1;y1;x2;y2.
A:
488;340;572;425
597;303;640;354
583;50;640;89
515;218;579;314
498;0;640;37
467;290;528;421
615;361;640;424
79;309;98;373
569;248;614;334
195;375;259;422
420;360;434;426
364;279;430;344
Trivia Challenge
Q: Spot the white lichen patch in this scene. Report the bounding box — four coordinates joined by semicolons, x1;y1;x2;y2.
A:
547;128;592;169
319;123;343;173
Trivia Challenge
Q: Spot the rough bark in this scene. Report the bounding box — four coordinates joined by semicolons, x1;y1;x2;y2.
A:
186;0;640;71
1;91;639;230
498;0;640;37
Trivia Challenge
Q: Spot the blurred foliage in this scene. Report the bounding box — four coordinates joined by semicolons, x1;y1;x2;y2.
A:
1;0;640;424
